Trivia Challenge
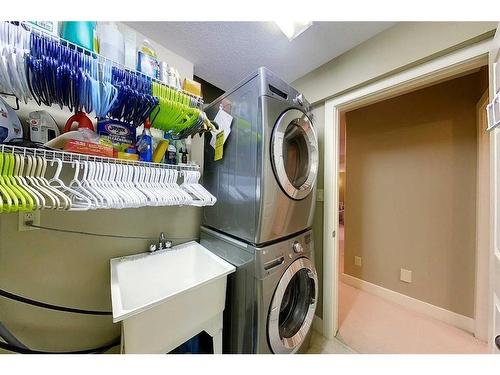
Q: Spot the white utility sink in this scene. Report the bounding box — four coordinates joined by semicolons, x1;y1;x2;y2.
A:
110;241;235;354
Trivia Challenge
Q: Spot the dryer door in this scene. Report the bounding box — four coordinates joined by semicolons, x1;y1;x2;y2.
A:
268;257;318;354
271;109;319;200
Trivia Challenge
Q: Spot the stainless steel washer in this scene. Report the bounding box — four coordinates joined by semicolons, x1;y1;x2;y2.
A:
266;257;317;354
200;227;318;354
203;67;319;246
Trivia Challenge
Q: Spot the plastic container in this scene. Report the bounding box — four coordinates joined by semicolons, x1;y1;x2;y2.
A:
165;136;177;165
153;140;169;163
183;78;202;97
139;40;157;58
60;21;96;51
137;52;160;79
98;22;125;64
159;61;169;84
136;119;153;162
123;29;137;70
137;40;160;79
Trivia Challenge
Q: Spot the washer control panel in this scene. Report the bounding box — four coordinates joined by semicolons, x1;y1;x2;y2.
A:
294;93;305;106
255;230;314;278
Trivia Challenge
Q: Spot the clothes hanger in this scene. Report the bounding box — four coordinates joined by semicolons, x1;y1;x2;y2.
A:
133;166;155;205
105;163;129;208
0;152;15;212
24;155;57;209
32;155;65;209
99;162;123;208
151;167;170;205
68;160;99;209
92;161;120;208
181;170;216;206
80;161;106;208
0;152;22;212
48;158;92;211
86;161;111;208
183;170;207;206
124;164;147;206
14;154;43;210
109;163;135;208
189;170;216;205
163;167;188;205
4;152;33;211
37;156;71;210
126;164;146;207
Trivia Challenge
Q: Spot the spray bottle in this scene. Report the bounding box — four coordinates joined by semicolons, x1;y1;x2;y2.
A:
136;118;153;162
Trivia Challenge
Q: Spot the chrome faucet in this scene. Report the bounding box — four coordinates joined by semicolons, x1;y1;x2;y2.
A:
149;232;172;253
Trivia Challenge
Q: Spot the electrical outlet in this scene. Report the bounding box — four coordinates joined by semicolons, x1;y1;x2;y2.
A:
354;256;362;267
18;211;40;232
400;268;412;283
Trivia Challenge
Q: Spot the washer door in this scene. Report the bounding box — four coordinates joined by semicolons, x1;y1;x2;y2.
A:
271;109;319;200
268;257;318;354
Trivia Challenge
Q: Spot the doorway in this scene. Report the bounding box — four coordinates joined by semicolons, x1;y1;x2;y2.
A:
335;68;489;353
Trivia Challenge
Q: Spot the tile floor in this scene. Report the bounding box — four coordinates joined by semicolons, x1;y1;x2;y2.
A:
306;329;356;354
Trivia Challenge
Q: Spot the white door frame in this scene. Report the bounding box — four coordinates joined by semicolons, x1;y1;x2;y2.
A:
322;39;492;340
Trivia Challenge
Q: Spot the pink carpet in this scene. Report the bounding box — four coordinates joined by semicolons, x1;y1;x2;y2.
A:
337;282;488;354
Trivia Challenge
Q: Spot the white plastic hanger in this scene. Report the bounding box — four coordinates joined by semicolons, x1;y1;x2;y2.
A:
80;161;107;209
181;170;216;206
68;160;99;209
49;158;92;211
25;155;58;209
37;156;71;210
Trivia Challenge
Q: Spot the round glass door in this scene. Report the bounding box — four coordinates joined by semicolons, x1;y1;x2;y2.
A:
271;109;318;200
268;258;318;354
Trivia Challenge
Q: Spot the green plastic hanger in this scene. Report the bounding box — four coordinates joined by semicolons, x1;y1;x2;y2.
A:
0;153;16;212
6;153;34;211
1;152;27;211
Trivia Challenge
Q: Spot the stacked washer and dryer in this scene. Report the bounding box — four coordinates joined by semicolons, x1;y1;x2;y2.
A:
201;67;319;354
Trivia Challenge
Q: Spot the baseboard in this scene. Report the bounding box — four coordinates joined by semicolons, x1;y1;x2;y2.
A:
312;315;323;335
341;273;475;333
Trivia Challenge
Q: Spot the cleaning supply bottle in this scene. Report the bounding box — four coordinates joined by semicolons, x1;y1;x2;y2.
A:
59;22;96;51
165;135;177;165
137;40;160;79
97;22;125;64
136;119;153;162
175;140;184;164
181;148;189;164
139;39;157;58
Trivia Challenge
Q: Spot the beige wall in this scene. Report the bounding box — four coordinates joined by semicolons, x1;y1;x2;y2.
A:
0;207;201;353
343;72;486;317
293;22;496;104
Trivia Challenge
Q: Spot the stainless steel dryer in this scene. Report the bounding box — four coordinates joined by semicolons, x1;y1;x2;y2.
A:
200;227;318;354
203;67;319;245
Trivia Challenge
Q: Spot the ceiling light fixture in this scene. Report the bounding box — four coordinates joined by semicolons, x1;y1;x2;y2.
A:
275;21;313;41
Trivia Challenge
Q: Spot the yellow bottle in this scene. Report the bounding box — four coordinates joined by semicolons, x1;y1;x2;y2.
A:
153;140;169;163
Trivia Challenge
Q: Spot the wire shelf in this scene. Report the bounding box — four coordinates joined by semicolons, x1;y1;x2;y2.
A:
0;144;200;171
13;21;204;108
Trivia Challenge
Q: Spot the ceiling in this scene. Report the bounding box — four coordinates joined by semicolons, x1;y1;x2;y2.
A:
126;22;396;90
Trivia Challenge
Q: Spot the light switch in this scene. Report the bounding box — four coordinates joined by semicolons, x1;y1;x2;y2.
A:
354;256;362;267
316;189;324;202
400;268;412;283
